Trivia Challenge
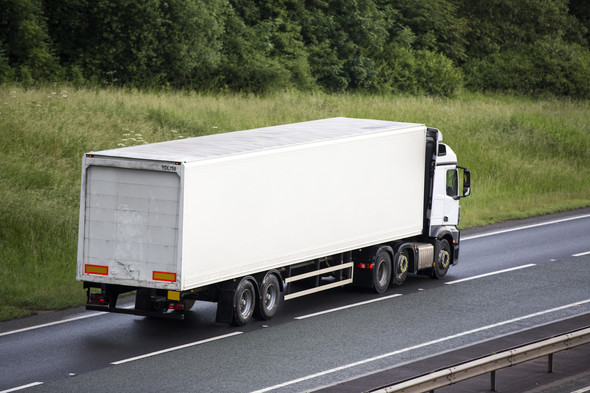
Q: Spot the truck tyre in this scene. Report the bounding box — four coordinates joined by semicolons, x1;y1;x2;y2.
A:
255;273;281;320
183;299;196;311
392;249;409;286
232;277;256;326
431;239;451;279
373;250;392;294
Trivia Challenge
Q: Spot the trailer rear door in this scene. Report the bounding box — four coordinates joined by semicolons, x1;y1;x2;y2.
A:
79;165;180;288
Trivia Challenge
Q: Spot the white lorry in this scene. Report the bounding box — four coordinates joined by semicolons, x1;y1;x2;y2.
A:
77;117;470;325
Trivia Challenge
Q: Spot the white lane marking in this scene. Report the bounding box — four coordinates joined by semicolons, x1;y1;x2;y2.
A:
445;264;537;285
250;299;590;393
111;331;243;365
0;305;135;338
572;386;590;393
295;294;403;320
0;313;103;338
463;213;590;241
0;382;44;393
573;251;590;257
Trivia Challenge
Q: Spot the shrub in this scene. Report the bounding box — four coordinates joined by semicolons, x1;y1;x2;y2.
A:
377;46;462;96
464;39;590;98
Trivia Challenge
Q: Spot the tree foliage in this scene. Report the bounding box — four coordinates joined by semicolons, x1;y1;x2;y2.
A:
0;0;589;97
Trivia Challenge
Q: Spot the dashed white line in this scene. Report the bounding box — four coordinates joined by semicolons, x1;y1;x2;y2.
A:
251;299;590;393
445;264;537;285
462;213;590;241
294;293;403;320
0;382;44;393
111;331;244;365
573;251;590;257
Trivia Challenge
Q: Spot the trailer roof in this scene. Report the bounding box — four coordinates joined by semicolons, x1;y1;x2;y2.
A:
89;117;424;163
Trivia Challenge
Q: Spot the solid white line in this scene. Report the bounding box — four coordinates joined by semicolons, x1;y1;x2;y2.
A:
0;305;136;338
294;294;403;320
111;331;243;365
445;264;537;285
0;312;103;338
573;251;590;257
250;299;590;393
0;382;44;393
463;214;590;241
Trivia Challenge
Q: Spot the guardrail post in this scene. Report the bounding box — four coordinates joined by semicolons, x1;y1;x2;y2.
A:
547;353;553;373
490;370;496;391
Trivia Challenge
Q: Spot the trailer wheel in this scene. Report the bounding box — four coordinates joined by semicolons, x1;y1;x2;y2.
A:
392;249;409;286
373;250;392;294
232;277;256;326
431;239;451;279
183;299;196;311
255;273;281;320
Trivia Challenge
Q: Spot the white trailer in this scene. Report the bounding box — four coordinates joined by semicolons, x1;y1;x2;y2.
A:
77;117;470;325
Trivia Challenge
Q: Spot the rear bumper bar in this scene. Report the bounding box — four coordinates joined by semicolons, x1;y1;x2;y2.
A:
86;304;185;320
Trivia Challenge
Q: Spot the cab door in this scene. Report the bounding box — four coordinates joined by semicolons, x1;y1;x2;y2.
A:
430;165;460;229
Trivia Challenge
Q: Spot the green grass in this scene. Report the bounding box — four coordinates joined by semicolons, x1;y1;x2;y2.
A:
1;87;589;321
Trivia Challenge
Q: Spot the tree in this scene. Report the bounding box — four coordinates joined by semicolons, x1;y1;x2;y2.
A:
0;0;59;82
389;0;468;64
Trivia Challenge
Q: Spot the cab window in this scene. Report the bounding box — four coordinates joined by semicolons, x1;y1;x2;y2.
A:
446;170;458;197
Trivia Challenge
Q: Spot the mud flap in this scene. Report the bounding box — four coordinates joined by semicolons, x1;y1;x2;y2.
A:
215;289;234;324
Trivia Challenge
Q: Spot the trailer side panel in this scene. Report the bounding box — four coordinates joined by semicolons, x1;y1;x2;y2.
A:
180;126;426;289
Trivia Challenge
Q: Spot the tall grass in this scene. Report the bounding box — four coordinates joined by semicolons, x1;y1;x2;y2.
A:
1;87;589;320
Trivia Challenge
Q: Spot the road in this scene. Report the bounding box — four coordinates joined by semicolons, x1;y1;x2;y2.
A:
1;208;589;393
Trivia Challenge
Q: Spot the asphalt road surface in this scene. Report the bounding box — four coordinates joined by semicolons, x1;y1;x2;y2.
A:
1;208;589;393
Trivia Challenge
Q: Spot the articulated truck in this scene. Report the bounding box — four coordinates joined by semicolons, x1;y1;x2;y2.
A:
77;117;470;325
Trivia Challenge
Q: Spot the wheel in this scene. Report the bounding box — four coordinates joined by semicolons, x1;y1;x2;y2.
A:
232;277;256;326
183;299;196;311
255;273;281;320
373;250;392;294
392;249;409;286
431;239;451;279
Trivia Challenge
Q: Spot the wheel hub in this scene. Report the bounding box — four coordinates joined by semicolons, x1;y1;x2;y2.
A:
440;250;450;269
399;255;408;273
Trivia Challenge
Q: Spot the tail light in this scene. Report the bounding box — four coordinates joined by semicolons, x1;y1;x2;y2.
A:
89;293;109;305
168;302;185;311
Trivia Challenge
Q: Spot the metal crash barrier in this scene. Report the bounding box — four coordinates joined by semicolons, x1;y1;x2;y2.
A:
370;326;590;393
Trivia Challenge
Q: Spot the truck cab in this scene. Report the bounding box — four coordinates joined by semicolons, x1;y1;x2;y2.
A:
430;142;471;229
425;130;471;268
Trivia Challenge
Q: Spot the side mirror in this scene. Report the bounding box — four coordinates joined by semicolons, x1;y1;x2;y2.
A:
461;168;471;197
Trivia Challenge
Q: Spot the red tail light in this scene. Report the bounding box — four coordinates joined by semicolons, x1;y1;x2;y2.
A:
168;302;185;311
89;293;108;304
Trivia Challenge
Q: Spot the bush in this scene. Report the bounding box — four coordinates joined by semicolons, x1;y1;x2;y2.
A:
464;39;590;98
414;50;463;96
377;47;463;96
